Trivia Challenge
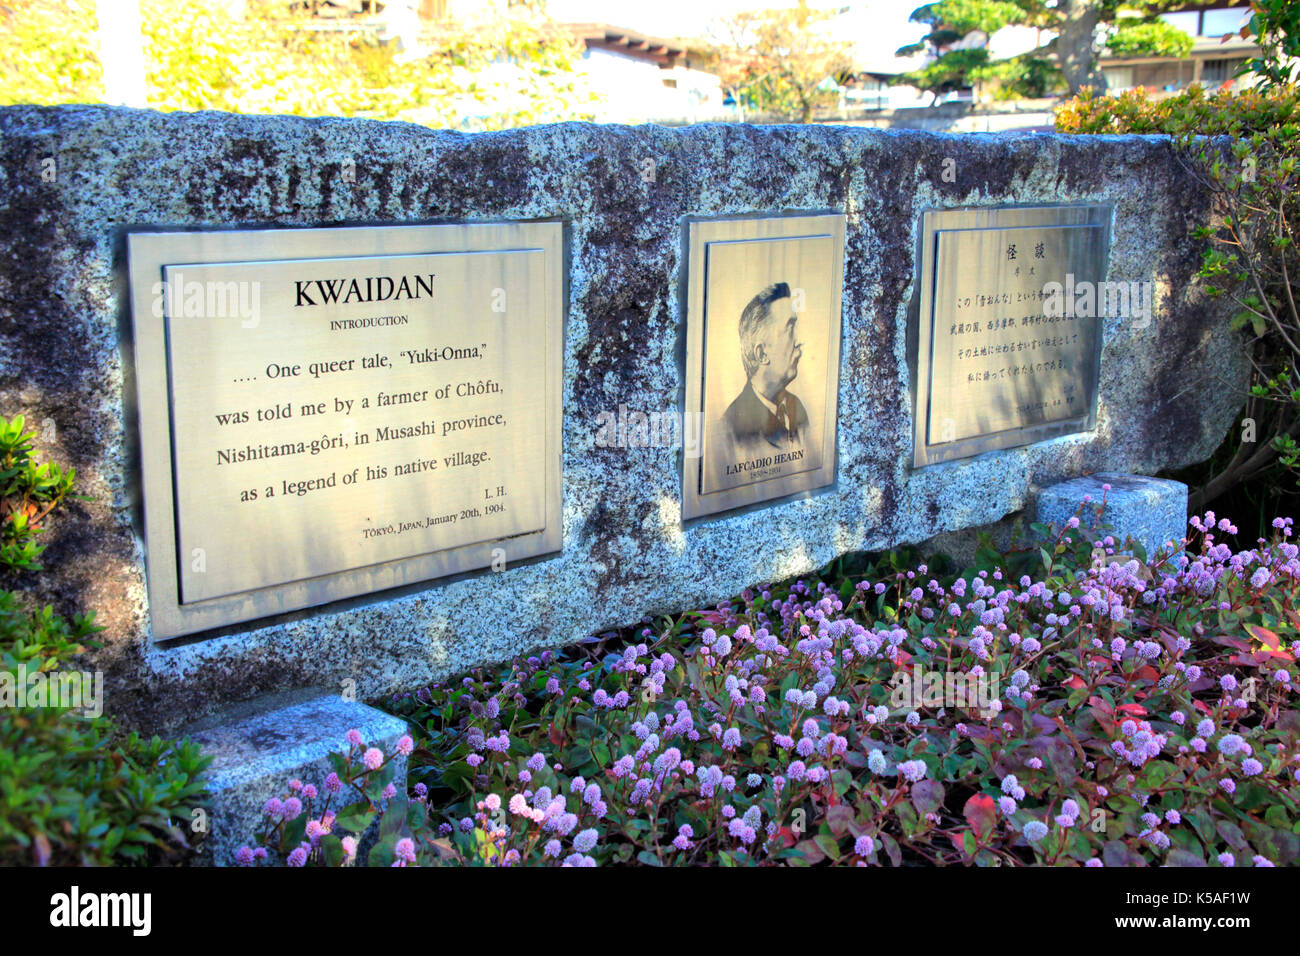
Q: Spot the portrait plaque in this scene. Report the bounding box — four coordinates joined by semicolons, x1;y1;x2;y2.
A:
910;205;1110;468
128;222;563;640
682;214;845;520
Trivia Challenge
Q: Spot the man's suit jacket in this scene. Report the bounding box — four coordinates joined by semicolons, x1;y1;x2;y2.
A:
722;382;809;455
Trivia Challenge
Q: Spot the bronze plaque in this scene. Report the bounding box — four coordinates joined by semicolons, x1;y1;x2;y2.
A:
911;205;1110;467
128;223;563;640
682;215;844;520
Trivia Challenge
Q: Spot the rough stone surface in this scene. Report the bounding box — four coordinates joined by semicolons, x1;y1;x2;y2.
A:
185;691;409;866
0;106;1250;733
1036;473;1189;558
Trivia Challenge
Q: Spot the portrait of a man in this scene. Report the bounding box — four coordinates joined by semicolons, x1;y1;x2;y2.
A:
685;216;842;515
722;281;809;458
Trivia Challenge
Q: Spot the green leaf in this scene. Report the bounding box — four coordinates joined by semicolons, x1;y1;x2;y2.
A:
911;779;945;816
825;804;856;838
367;834;396;867
380;795;409;837
320;834;344;867
792;839;826;865
814;833;842;861
334;804;373;834
1215;820;1249;851
880;833;902;867
1103;840;1146;867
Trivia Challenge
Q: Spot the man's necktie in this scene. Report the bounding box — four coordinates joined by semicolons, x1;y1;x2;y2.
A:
770;397;795;442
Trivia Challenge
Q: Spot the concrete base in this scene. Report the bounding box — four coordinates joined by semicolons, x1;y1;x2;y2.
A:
1035;473;1188;559
184;691;409;866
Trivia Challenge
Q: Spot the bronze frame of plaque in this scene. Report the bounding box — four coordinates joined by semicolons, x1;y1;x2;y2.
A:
909;204;1111;469
127;222;564;641
681;213;845;521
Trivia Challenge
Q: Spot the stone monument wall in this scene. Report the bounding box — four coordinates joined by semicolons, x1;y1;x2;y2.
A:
0;106;1249;732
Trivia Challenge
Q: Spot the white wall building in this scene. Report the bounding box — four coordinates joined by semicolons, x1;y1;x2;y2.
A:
577;47;726;124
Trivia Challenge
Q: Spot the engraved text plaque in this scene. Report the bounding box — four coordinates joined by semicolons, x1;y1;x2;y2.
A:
910;205;1110;467
128;223;563;640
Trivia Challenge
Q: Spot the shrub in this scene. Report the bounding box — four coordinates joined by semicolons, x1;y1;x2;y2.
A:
247;496;1300;866
0;414;212;866
0;413;76;574
1054;83;1298;137
1;0;598;130
1102;20;1194;60
1058;82;1300;519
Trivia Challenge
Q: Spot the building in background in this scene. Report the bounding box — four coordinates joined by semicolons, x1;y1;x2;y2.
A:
1099;5;1259;92
812;3;926;110
839;65;929;111
286;1;1265;120
872;1;1262;104
289;1;730;123
973;3;1261;98
565;23;728;124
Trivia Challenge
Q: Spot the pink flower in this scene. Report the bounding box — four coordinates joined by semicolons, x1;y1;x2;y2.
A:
363;747;384;771
395;838;417;863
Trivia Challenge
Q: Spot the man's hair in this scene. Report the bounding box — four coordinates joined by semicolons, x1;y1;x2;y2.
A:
738;282;791;379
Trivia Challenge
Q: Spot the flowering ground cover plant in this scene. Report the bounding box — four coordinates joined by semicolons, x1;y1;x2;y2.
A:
244;495;1300;866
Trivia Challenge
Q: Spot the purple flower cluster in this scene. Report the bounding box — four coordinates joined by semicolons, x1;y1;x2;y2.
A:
248;509;1300;868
